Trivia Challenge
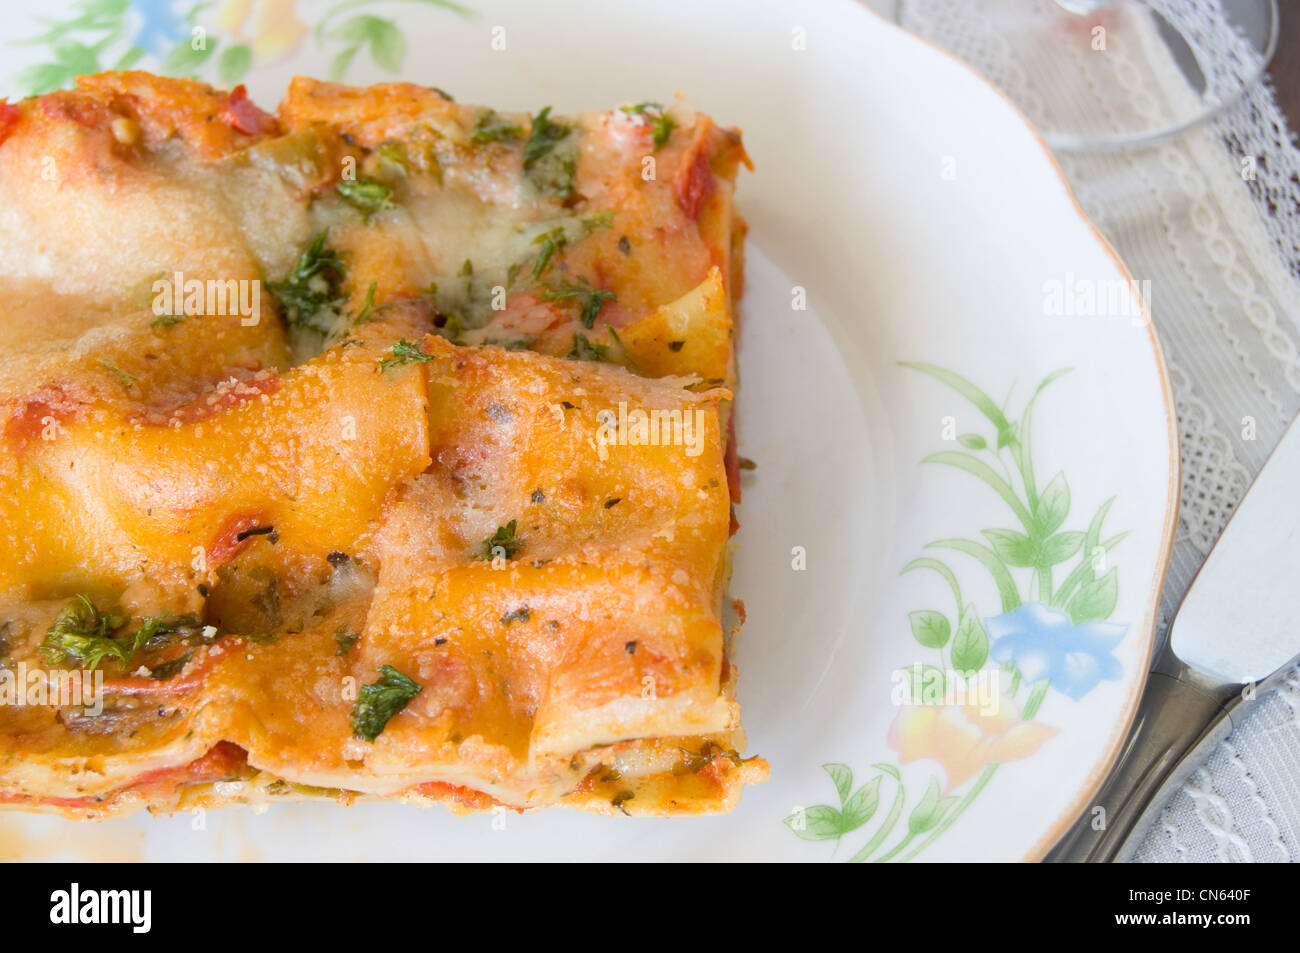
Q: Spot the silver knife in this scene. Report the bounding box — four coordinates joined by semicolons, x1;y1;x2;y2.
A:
1047;412;1300;862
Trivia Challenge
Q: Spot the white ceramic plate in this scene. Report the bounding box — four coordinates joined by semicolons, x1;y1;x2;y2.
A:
1;0;1177;862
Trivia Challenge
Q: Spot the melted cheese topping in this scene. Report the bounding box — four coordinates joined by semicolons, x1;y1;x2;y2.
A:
0;72;764;818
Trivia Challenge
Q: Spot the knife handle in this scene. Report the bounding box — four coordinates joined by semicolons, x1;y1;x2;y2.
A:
1044;664;1234;863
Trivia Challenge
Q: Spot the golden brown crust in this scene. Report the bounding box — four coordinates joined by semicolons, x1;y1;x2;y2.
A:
0;72;764;819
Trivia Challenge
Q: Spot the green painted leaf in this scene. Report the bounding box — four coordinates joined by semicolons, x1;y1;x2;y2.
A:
162;37;217;76
901;557;962;614
982;528;1037;567
218;44;253;87
330;44;361;81
897;664;946;705
1052;498;1121;608
908;777;944;834
951;604;989;673
1036;472;1070;536
1040;531;1084;566
872;762;902;781
899;363;1014;437
908;609;950;649
51;38;101;73
783;804;846;841
926;539;1021;613
340;15;405;72
823;763;852;804
1024;678;1051;719
371;19;405;72
112;45;146;71
841;776;883;830
923;451;1034;529
957;433;986;450
16;62;74;96
1067;566;1118;623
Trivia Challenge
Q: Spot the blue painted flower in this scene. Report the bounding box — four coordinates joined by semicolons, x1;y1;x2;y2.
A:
129;0;191;59
986;602;1126;700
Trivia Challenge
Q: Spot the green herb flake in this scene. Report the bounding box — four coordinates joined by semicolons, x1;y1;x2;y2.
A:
268;230;347;334
477;519;523;561
336;177;394;215
471;108;523;143
350;664;423;742
621;102;676;150
523;106;576;199
565;332;610;362
150;314;184;329
377;142;408;175
334;626;360;657
582;211;614;233
98;360;137;390
353;281;391;324
531;227;566;279
542;277;616;328
40;595;130;670
379;338;438;371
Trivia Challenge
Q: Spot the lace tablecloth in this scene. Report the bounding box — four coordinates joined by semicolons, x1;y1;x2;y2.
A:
898;0;1300;862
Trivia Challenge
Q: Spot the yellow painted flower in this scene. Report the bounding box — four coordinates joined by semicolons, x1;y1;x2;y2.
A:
216;0;309;62
887;694;1057;793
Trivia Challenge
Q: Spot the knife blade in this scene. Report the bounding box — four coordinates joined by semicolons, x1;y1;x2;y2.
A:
1047;411;1300;862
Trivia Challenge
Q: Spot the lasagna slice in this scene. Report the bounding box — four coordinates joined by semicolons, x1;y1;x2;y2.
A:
0;73;764;818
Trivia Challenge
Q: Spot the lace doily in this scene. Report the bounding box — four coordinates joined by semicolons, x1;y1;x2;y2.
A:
901;0;1300;862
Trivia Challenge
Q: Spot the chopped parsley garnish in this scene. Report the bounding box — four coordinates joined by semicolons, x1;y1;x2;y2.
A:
268;230;346;335
566;332;610;362
611;790;635;815
478;519;523;561
433;313;464;343
582;211;614;233
353;281;391;324
531;227;566;279
670;743;757;776
621;102;676;150
500;607;530;626
472;108;523;143
543;277;615;328
150;314;184;328
98;360;136;390
39;598;204;671
40;596;130;670
334;626;359;657
336;177;394;216
738;457;758;471
350;665;423;742
377;142;407;175
523;106;576;200
379;338;438;371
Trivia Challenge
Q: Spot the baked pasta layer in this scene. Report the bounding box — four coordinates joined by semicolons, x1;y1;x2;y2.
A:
0;73;764;818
